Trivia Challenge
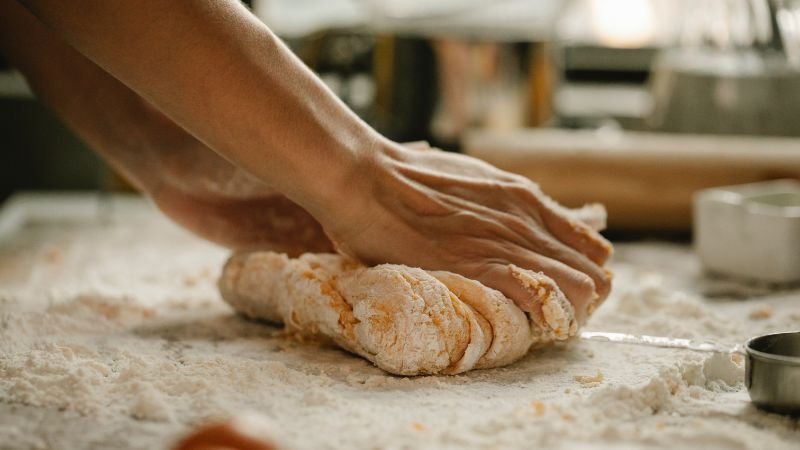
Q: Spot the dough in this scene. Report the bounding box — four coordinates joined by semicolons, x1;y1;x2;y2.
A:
218;252;583;375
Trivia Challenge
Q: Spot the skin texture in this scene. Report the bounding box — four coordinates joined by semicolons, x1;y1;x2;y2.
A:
2;0;612;320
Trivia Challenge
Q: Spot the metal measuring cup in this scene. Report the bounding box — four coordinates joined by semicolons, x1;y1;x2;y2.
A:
580;330;800;415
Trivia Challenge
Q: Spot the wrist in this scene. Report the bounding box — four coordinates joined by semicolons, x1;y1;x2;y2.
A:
291;130;385;218
300;134;400;243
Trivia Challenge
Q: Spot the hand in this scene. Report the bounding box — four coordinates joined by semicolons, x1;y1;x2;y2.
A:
148;140;437;254
148;140;435;254
152;184;334;255
145;126;333;255
320;140;613;322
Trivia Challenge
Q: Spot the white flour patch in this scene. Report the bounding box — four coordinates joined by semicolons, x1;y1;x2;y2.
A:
0;199;798;449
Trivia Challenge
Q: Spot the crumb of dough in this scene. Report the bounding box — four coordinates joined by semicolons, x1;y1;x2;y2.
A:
574;371;604;386
748;306;773;320
531;401;546;416
412;422;426;432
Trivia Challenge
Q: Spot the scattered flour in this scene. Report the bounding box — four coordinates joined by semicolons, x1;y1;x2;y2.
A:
0;197;798;450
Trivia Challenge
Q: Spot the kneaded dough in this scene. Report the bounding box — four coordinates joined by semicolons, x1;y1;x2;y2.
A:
218;252;584;375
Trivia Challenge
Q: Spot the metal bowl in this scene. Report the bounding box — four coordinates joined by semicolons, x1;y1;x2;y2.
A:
745;331;800;415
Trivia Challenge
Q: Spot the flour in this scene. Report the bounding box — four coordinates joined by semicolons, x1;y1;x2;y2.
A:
0;197;798;450
606;273;741;338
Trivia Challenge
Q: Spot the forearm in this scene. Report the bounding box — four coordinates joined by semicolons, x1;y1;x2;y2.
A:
18;0;380;215
0;0;186;191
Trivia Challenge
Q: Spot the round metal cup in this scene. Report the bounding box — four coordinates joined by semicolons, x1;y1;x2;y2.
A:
745;332;800;415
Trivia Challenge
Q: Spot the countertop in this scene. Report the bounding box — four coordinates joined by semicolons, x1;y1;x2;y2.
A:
0;193;798;450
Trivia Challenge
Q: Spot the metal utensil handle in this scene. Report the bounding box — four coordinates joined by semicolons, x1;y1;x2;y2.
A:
580;331;743;354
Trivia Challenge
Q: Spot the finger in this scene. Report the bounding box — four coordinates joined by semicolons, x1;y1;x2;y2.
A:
518;188;613;266
464;261;586;337
540;203;612;266
519;227;612;304
510;250;597;324
564;203;607;232
586;267;614;317
508;264;578;339
478;205;611;303
555;215;613;267
464;250;596;324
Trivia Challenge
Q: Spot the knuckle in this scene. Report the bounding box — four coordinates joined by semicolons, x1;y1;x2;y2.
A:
597;270;613;294
509;180;532;196
501;214;532;235
576;273;597;298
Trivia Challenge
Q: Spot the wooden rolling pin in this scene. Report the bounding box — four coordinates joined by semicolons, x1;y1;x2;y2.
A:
464;129;800;231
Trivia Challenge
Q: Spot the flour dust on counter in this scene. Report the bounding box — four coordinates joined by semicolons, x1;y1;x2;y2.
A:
0;196;798;450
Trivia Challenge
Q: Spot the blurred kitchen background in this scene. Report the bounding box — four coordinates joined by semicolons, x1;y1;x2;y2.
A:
2;0;800;235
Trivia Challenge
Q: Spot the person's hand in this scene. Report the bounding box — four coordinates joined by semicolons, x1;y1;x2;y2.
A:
146;140;433;254
152;183;334;255
145;131;333;255
320;140;613;323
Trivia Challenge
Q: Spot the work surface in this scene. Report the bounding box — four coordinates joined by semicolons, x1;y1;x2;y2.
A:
0;194;798;450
